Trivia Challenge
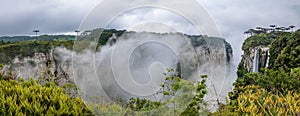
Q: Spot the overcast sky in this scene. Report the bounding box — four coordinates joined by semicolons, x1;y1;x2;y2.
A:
1;0;300;64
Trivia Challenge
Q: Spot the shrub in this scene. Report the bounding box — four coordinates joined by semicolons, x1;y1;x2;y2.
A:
0;79;91;115
230;68;300;100
218;85;300;115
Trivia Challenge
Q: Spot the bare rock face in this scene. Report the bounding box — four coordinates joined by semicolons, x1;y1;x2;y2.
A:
5;48;73;86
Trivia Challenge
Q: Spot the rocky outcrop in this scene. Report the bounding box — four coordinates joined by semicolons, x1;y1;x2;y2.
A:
4;48;73;86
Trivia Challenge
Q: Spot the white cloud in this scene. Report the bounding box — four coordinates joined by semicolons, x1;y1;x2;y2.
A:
1;0;300;65
196;0;300;64
107;8;199;34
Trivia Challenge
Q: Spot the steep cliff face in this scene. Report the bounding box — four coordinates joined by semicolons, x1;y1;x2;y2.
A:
239;46;270;73
238;30;300;77
3;48;73;86
237;33;277;77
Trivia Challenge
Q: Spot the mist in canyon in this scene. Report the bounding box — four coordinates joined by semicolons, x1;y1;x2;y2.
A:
6;31;236;111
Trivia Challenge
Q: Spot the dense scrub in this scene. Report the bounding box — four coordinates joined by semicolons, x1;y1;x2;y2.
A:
0;79;92;115
271;30;300;69
238;30;300;76
242;33;278;55
0;40;73;64
0;35;75;43
216;85;300;115
230;68;300;101
0;65;91;115
0;29;126;64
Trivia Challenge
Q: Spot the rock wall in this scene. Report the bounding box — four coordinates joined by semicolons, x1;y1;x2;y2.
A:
240;46;270;73
4;48;73;86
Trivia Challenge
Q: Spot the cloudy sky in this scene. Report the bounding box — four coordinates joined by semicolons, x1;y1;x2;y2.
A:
1;0;300;63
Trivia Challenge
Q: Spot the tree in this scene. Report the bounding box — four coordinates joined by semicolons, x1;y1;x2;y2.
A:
243;31;251;37
270;25;277;32
270;25;276;28
33;30;40;40
289;25;295;32
256;27;262;30
284;27;290;32
275;27;282;32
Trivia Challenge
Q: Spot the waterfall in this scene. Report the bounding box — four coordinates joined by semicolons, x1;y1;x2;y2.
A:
265;50;270;68
252;49;260;72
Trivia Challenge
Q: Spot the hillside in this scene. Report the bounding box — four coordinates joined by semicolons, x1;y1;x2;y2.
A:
0;29;126;64
238;30;300;77
215;28;300;115
0;35;75;42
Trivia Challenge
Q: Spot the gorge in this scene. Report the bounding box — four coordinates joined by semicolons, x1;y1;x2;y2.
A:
0;29;235;111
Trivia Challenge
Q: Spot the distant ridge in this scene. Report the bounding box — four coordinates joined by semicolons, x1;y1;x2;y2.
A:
0;35;76;42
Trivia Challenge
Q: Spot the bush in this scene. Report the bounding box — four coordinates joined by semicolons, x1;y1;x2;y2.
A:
0;79;91;115
230;68;300;100
0;40;73;64
218;85;300;115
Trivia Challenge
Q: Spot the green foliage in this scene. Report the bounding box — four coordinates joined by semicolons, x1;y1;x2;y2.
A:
242;33;277;55
97;68;210;115
268;32;291;68
0;35;75;43
0;40;6;45
0;65;91;115
180;75;209;116
0;66;211;115
158;69;209;115
230;68;300;100
87;102;127;116
0;79;91;115
98;29;125;45
74;68;210;115
223;28;300;115
126;98;162;111
0;29;126;63
218;85;300;115
272;30;300;69
237;57;248;78
237;30;298;77
0;40;73;64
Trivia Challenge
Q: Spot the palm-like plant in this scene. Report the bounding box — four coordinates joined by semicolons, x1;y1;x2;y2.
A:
33;30;40;40
275;27;282;32
244;31;251;36
245;25;296;36
270;25;276;28
289;25;295;32
270;25;277;32
284;27;290;32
